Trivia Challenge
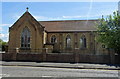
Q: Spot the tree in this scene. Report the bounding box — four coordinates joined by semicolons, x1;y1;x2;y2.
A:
97;11;120;54
0;39;7;51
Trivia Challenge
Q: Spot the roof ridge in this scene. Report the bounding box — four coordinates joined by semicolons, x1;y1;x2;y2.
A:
39;19;98;22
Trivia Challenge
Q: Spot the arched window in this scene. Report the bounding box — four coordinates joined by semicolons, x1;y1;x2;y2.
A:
21;27;30;48
66;35;71;48
80;35;87;48
51;35;57;44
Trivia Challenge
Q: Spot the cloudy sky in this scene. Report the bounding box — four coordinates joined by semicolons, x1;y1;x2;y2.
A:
0;1;119;42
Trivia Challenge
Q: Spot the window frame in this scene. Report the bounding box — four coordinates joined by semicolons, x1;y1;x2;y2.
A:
51;35;57;44
66;35;71;49
80;35;87;49
20;27;31;49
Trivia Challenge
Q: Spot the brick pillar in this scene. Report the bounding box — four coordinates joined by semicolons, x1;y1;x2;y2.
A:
42;48;47;62
74;52;79;63
12;53;17;61
109;49;115;64
8;48;17;61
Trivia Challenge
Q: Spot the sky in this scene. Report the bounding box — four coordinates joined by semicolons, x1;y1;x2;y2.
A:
0;2;119;42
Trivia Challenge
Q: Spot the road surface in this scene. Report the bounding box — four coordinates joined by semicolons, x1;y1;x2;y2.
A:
1;66;119;78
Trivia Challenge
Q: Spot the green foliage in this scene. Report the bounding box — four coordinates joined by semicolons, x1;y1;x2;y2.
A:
97;11;120;53
0;39;7;45
0;39;7;51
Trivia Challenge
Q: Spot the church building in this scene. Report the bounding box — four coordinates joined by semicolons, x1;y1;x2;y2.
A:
8;8;107;54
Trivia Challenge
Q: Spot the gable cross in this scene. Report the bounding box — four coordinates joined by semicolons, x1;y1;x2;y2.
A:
26;7;29;12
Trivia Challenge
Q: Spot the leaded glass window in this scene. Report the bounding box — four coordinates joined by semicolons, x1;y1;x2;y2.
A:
51;35;57;44
80;35;87;48
21;27;30;48
66;35;71;48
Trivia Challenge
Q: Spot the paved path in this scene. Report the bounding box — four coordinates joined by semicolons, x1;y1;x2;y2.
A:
1;61;120;70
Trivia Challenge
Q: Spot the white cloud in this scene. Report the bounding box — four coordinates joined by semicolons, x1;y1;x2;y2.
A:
0;24;12;27
34;16;50;20
0;33;5;38
34;12;115;21
0;27;3;31
62;16;82;19
0;33;9;42
34;15;66;20
0;33;9;38
13;9;115;21
34;15;83;21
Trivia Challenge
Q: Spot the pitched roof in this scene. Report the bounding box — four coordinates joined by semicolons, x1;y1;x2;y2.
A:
10;11;44;31
39;20;98;32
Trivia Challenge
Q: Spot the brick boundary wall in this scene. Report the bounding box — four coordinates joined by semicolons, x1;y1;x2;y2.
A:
78;54;110;64
46;53;75;63
115;54;120;64
1;52;120;64
16;53;43;62
1;53;16;61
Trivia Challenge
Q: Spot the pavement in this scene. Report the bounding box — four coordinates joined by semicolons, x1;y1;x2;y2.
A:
1;61;120;70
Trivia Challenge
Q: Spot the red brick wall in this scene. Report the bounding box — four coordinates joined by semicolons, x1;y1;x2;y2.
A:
1;53;117;64
58;53;74;63
46;53;74;63
115;55;120;64
78;54;110;64
1;53;16;61
16;53;43;61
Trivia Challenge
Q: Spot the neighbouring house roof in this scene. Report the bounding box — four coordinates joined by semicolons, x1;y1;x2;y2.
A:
39;20;98;32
